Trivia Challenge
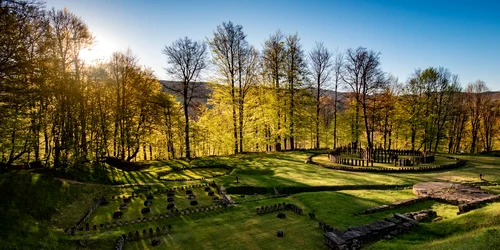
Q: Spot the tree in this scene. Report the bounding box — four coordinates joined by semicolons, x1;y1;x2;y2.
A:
0;0;49;165
482;98;499;152
466;80;489;153
262;30;286;151
162;37;207;159
48;7;93;167
284;33;307;150
332;51;343;149
209;21;257;153
309;42;332;149
343;47;385;150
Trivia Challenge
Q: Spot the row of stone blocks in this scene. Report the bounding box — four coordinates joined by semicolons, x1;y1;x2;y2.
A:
324;213;421;250
356;197;429;215
85;205;224;231
458;195;500;214
319;160;465;173
256;203;303;215
328;155;435;167
114;225;172;249
70;197;104;234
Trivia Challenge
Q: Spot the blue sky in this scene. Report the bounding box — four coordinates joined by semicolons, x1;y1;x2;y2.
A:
45;0;500;90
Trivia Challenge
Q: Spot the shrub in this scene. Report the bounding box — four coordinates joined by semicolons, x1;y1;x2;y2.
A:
190;200;198;206
141;207;151;214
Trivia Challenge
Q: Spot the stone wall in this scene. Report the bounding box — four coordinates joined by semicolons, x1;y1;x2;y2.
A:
458;195;500;214
255;203;303;215
324;211;435;249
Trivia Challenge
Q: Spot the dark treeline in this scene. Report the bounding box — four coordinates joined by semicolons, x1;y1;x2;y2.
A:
1;1;499;169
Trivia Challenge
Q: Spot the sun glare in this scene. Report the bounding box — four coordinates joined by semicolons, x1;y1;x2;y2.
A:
79;38;117;63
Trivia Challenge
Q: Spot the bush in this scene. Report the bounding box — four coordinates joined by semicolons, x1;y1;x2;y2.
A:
144;200;152;206
167;197;174;202
190;200;198;206
186;190;193;195
204;187;211;191
141;207;151;214
208;191;215;196
146;194;154;200
166;203;175;210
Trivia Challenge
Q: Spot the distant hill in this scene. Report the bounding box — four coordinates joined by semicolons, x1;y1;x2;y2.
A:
158;80;500;115
158;80;349;107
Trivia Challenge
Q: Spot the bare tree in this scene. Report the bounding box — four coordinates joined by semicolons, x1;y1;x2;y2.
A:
482;98;499;152
466;80;489;153
309;42;332;149
332;51;343;149
162;37;207;159
343;47;385;150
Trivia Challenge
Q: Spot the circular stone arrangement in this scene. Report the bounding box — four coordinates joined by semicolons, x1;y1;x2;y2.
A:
310;145;466;173
328;145;435;168
157;165;234;181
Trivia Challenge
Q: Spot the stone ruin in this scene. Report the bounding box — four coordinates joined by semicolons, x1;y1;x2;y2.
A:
324;210;435;249
413;182;500;214
255;202;303;215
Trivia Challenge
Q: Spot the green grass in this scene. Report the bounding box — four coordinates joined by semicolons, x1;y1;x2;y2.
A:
3;150;500;249
0;172;113;249
367;202;500;249
158;167;229;181
90;187;221;224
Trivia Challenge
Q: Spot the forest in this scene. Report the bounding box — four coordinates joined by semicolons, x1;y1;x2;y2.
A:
1;0;499;169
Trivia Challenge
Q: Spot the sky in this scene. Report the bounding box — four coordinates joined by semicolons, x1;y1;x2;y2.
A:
45;0;500;90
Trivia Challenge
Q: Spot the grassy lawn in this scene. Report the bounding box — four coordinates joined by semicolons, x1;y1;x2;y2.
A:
74;188;500;250
4;150;500;249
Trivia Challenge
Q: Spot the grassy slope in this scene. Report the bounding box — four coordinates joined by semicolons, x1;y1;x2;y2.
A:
0;172;113;249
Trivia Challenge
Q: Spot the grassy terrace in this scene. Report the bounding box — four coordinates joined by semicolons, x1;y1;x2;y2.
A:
3;151;500;249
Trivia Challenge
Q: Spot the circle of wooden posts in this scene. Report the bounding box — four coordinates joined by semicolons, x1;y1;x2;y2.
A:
328;146;435;167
